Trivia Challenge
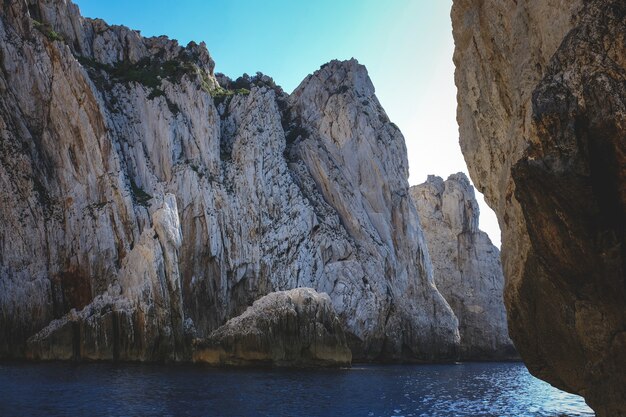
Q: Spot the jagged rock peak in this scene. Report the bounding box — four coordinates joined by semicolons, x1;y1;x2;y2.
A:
8;0;216;74
307;58;375;96
417;173;480;235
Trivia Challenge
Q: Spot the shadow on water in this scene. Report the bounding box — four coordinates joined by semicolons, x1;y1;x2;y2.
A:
0;361;593;417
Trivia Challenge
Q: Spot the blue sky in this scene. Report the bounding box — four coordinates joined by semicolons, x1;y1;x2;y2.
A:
73;0;501;246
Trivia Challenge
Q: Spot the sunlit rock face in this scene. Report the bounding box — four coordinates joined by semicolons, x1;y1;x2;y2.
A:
286;60;460;361
193;288;352;367
410;174;516;360
452;0;625;414
0;0;460;364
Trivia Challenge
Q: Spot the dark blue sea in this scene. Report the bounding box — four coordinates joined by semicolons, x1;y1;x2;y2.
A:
0;361;593;416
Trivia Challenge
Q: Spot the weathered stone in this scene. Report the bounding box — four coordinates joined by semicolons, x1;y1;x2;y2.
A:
193;288;351;367
410;174;516;360
26;195;187;361
0;0;460;364
452;0;626;414
287;60;460;361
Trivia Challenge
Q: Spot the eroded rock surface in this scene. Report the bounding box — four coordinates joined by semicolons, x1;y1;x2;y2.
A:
410;174;516;360
0;0;459;364
26;195;187;361
452;0;625;414
193;288;351;367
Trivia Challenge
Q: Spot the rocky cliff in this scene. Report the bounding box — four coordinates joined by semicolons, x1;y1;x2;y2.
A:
452;0;625;414
0;0;461;363
410;174;516;360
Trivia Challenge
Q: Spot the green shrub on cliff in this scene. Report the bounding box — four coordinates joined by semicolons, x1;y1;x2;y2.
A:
210;86;250;105
32;19;64;42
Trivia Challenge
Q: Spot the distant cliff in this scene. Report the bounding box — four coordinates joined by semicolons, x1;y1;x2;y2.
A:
411;174;516;360
452;0;625;414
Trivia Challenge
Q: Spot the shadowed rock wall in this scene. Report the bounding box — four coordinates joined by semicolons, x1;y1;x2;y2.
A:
452;0;625;414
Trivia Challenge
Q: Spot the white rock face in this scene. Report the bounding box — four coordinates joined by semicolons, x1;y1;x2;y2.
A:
287;60;460;360
0;1;459;362
410;174;516;360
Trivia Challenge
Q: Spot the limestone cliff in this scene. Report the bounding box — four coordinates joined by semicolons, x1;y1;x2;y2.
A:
0;0;460;363
452;0;625;414
410;174;516;360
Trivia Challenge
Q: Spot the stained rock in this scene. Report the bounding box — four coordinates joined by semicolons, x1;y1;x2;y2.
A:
26;195;187;361
452;0;626;414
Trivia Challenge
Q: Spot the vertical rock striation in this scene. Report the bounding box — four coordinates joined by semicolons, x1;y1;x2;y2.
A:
0;0;460;363
410;173;516;360
286;60;460;361
452;0;625;414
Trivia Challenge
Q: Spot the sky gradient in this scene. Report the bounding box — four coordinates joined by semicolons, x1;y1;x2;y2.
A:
73;0;501;246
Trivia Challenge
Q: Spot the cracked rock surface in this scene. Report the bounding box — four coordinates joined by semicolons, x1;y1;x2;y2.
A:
410;174;516;360
0;0;460;364
452;0;625;414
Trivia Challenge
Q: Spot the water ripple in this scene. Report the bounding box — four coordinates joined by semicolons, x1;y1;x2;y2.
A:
0;361;594;416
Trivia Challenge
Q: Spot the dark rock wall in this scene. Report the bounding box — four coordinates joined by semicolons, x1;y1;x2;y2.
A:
452;0;625;414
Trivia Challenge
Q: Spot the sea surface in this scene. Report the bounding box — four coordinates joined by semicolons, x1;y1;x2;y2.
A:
0;361;594;417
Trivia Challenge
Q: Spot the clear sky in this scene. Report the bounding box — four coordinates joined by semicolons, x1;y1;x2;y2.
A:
73;0;501;247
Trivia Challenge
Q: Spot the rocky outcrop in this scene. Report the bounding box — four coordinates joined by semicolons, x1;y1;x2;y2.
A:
410;174;516;360
193;288;351;367
452;0;625;414
0;0;460;364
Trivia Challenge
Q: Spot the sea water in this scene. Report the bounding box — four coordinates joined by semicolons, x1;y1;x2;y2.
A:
0;361;594;416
